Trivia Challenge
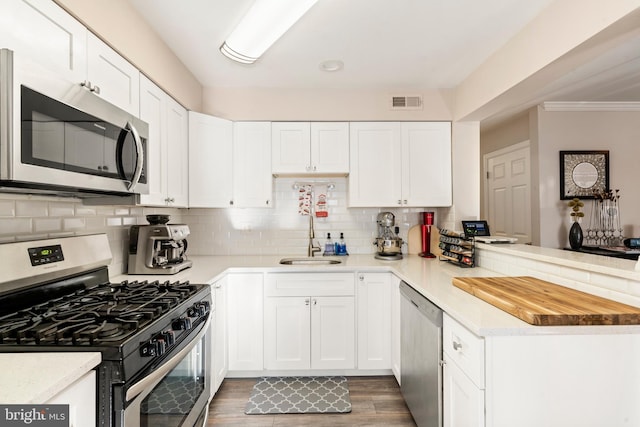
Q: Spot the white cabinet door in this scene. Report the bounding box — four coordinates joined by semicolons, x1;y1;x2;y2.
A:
264;297;312;370
188;112;233;208
211;278;228;394
311;122;349;174
0;0;87;87
311;296;355;370
271;122;311;174
46;370;96;427
349;122;402;207
443;353;485;427
357;273;392;370
139;76;188;207
391;275;401;383
87;32;140;116
227;273;264;372
139;77;166;205
401;122;452;207
233;122;272;208
164;97;189;207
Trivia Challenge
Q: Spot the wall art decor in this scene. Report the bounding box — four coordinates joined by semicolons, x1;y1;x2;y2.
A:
559;150;609;200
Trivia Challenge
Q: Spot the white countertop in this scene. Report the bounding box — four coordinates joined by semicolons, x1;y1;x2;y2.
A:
114;251;640;337
0;352;101;403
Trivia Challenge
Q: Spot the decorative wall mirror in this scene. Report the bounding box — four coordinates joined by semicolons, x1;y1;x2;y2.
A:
559;150;609;199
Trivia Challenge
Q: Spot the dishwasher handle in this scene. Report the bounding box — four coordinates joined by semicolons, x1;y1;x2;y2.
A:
399;281;443;326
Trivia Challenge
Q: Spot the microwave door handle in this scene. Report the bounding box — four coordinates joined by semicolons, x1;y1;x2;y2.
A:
127;121;144;191
125;315;211;403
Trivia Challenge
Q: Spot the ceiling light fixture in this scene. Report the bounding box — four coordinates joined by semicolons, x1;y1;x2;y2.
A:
220;0;319;64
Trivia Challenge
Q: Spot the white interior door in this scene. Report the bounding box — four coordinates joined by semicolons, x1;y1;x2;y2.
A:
484;141;532;243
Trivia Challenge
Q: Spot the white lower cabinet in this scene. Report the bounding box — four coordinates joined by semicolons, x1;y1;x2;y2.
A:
443;314;485;427
264;273;355;370
46;370;96;427
390;275;401;383
443;353;485;427
226;273;263;372
356;272;392;370
211;277;228;395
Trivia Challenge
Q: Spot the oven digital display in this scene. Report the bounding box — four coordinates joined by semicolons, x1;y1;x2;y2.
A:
28;244;64;266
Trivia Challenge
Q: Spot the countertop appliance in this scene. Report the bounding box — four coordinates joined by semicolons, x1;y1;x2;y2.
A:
0;234;211;427
400;280;443;427
374;212;404;260
0;48;148;198
128;219;192;275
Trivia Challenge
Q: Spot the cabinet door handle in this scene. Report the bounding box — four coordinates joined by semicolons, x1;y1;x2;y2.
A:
229;200;234;205
397;200;402;205
313;299;317;306
305;298;310;306
452;341;463;351
359;275;364;281
266;200;270;205
403;199;407;204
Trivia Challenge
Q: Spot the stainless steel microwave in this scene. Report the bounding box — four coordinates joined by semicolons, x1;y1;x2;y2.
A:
0;48;148;197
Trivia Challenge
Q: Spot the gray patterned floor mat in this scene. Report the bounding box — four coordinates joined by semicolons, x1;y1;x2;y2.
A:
245;376;352;415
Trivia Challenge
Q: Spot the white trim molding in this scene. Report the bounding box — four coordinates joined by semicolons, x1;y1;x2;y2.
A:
541;102;640;112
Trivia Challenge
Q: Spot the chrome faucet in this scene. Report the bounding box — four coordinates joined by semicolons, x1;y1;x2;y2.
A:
307;215;321;257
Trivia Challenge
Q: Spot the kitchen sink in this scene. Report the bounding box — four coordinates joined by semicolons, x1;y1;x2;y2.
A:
279;257;343;265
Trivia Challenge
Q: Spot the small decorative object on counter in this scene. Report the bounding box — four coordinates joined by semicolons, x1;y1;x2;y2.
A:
568;197;584;249
335;232;348;256
438;228;474;267
323;233;335;256
586;189;623;247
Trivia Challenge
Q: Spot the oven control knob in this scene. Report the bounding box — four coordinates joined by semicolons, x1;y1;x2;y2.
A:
162;330;175;346
140;341;157;358
188;302;209;317
172;317;191;330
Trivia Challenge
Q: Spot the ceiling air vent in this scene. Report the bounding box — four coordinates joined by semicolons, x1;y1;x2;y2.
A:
390;95;423;110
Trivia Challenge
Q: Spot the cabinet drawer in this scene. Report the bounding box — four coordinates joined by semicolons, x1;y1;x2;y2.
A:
265;273;355;296
443;314;485;388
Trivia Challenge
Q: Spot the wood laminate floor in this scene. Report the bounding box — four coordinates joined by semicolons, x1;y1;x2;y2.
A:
206;376;417;426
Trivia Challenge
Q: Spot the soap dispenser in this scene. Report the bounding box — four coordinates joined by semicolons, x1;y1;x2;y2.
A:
323;233;335;256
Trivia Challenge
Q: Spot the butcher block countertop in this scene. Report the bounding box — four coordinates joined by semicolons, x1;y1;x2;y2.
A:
453;276;640;326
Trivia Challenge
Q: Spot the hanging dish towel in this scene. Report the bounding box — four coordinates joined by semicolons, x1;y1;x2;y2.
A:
298;185;312;215
315;185;328;218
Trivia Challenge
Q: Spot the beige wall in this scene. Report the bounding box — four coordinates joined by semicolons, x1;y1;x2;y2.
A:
202;87;454;121
537;108;640;247
455;0;640;122
53;0;202;111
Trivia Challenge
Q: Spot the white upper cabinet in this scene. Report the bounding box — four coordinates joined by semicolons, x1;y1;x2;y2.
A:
233;122;272;208
272;122;349;175
349;122;403;207
188;112;234;208
139;76;188;207
1;0;140;116
401;122;452;207
349;122;452;207
86;33;140;116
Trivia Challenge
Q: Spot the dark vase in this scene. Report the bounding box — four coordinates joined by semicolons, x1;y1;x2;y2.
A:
569;221;583;249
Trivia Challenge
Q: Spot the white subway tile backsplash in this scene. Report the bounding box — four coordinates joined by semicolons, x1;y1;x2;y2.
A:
16;200;48;217
0;200;15;217
34;218;62;233
49;202;76;217
107;217;122;227
63;218;86;230
0;218;32;235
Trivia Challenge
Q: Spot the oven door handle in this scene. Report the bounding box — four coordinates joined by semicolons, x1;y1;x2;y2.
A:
125;315;211;402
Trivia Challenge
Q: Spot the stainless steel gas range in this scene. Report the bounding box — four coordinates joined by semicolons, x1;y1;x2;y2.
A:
0;234;211;427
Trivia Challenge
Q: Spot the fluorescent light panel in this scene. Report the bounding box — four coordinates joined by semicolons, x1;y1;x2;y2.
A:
220;0;318;64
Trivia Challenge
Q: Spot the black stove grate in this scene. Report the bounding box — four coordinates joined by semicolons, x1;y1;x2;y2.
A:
0;278;200;346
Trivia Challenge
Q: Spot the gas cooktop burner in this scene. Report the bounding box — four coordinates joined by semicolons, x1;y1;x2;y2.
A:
0;279;202;346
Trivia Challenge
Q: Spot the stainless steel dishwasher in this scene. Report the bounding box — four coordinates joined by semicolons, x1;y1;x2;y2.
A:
400;280;443;427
